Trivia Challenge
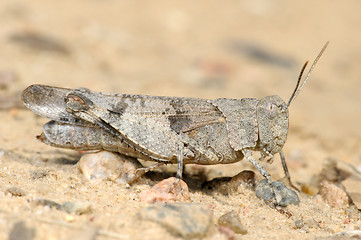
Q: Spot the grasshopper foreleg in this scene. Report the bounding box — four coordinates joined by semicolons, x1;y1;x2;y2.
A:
279;151;299;191
242;149;277;207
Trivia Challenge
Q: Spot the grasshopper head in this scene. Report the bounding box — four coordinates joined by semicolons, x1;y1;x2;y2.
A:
255;42;329;160
256;95;288;159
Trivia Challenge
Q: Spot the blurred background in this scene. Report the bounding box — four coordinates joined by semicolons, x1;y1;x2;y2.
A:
0;0;360;178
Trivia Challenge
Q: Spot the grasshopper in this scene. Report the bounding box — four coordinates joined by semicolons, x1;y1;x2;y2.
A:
22;42;328;206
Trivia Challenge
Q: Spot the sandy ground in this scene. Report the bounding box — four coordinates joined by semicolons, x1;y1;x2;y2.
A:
0;0;360;239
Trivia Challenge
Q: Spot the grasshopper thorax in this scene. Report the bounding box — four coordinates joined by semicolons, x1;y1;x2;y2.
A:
256;95;288;159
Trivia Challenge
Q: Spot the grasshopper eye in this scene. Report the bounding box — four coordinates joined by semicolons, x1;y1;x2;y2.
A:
269;103;276;111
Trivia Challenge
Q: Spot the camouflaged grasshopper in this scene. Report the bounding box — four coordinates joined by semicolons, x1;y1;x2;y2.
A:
22;42;328;206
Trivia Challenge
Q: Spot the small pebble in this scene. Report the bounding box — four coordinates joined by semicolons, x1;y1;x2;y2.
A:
78;151;142;185
342;176;361;210
30;198;61;210
329;230;361;239
319;180;349;208
138;203;212;239
65;215;75;222
255;179;300;207
218;210;247;234
30;170;48;180
139;177;190;203
294;219;304;229
61;201;92;215
8;221;35;240
6;187;26;197
30;198;92;214
310;158;350;188
301;183;318;196
319;158;339;182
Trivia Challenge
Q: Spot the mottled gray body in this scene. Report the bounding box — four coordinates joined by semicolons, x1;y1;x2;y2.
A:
21;42;329;208
22;85;288;168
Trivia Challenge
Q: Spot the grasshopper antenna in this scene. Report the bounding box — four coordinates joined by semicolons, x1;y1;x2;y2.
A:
287;41;329;107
